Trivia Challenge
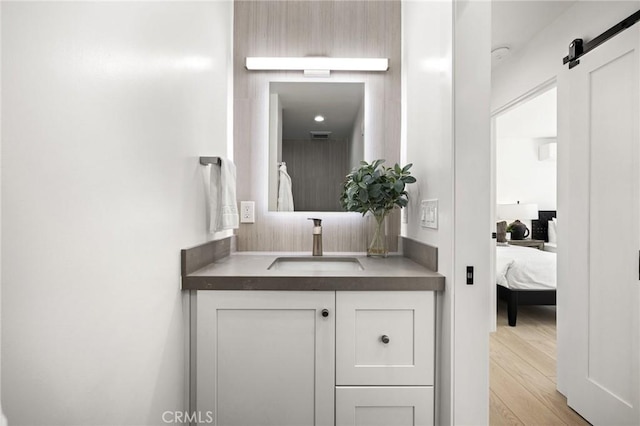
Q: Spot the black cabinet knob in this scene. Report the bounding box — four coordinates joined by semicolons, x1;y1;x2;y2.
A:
381;335;390;344
321;309;329;317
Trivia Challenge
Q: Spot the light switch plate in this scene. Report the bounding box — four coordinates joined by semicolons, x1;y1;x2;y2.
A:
420;199;438;229
240;201;255;223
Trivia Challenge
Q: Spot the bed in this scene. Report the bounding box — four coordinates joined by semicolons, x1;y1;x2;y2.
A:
497;210;557;326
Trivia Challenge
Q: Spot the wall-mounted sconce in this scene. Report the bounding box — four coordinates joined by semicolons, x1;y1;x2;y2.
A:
245;57;389;75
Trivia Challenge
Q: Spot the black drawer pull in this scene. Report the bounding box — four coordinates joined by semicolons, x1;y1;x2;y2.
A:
381;335;390;344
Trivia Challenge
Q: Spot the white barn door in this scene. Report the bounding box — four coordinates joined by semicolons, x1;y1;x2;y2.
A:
566;25;640;425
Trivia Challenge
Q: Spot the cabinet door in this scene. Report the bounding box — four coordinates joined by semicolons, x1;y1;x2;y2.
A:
336;291;435;386
196;291;335;426
335;386;434;426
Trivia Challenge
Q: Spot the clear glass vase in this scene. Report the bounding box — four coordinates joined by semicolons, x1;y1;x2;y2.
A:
367;212;388;257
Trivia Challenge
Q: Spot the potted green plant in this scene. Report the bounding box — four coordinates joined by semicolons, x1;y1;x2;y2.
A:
340;159;416;256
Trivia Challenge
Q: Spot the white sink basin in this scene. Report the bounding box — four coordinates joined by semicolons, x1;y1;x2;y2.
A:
267;257;364;272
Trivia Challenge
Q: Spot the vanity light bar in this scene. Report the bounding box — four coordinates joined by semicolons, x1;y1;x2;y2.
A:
245;57;389;72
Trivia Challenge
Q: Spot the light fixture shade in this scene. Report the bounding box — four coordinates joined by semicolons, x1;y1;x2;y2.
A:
245;57;389;72
496;203;539;221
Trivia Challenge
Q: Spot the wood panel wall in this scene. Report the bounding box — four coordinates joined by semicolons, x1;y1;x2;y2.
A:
283;138;348;212
234;0;401;252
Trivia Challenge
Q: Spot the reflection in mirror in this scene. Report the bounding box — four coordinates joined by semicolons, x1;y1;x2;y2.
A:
268;82;365;212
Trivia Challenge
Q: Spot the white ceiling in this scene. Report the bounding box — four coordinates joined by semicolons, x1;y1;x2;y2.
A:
492;0;577;67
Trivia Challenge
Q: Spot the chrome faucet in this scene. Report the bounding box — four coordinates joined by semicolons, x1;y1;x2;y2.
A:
308;218;323;256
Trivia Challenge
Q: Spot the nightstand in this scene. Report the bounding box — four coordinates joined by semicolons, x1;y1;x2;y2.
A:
508;239;545;250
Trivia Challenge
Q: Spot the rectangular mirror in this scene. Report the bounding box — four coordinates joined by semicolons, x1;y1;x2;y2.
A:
268;82;365;212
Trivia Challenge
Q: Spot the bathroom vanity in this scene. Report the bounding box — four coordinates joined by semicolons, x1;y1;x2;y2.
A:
182;238;444;426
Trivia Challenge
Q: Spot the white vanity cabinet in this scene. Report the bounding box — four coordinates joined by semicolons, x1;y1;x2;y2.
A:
196;291;335;426
195;290;435;426
335;291;435;426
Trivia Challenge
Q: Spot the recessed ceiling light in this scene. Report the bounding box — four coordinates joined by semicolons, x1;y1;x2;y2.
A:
314;115;325;122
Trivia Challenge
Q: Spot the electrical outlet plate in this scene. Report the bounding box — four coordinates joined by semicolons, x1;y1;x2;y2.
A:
240;201;255;223
420;199;438;229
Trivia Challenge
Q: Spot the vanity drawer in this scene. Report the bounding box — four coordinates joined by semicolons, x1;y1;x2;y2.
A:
336;386;434;426
336;291;435;386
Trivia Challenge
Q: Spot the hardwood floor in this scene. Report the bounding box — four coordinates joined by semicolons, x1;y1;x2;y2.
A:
490;302;591;426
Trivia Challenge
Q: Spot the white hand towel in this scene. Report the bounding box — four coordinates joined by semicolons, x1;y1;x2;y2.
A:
277;164;294;212
219;158;239;229
207;164;219;232
208;158;239;232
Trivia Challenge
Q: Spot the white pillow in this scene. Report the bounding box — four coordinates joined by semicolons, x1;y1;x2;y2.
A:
548;220;557;244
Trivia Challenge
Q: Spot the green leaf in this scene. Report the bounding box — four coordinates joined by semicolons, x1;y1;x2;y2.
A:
369;183;381;197
339;159;416;213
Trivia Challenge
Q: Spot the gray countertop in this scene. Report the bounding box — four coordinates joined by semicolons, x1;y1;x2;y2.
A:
183;253;445;291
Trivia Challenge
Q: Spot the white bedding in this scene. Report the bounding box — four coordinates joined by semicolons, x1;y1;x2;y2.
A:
496;245;557;290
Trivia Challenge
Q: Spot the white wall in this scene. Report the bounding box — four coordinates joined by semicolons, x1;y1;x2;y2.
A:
452;1;492;424
402;2;453;248
1;2;232;425
496;137;557;210
496;87;557;212
403;1;491;424
402;1;454;423
491;0;638;396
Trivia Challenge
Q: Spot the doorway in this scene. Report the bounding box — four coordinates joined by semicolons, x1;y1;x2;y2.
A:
489;2;640;424
490;82;557;329
488;84;581;424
